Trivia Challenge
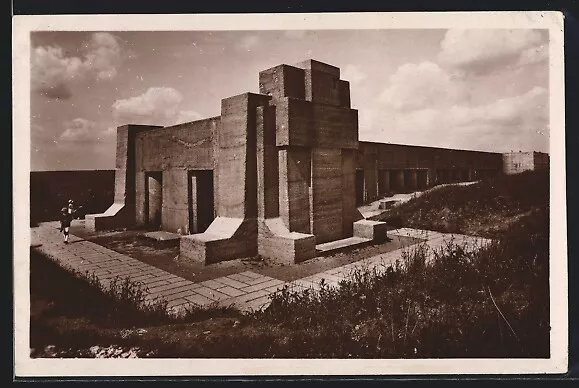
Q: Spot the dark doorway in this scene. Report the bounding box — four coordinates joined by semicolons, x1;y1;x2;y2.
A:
145;171;163;229
188;170;215;234
355;169;365;206
417;170;428;189
378;170;390;196
390;170;404;192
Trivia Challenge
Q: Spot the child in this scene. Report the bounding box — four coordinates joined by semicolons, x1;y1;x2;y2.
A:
59;200;76;244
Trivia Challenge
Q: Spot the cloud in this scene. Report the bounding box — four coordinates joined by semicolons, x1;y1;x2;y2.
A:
32;32;122;99
378;61;469;111
517;43;549;66
59;118;113;142
342;64;367;84
236;35;260;52
438;29;547;75
31;46;83;99
83;32;122;80
366;86;548;152
450;86;548;128
112;87;187;126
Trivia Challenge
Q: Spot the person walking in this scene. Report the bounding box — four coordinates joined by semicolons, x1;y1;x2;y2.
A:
59;199;76;244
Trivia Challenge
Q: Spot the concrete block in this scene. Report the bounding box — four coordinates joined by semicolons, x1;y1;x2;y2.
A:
85;202;130;231
257;218;316;264
259;64;305;102
295;59;340;77
180;217;258;265
353;219;388;243
274;98;358;149
338;80;351;108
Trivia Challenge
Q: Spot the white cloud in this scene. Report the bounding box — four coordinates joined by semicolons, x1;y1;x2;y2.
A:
342;64;367;84
84;32;122;80
236;35;260;52
369;30;549;153
32;32;122;99
113;87;194;126
31;46;84;99
378;61;468;111
365;86;548;152
60;118;113;142
438;29;546;75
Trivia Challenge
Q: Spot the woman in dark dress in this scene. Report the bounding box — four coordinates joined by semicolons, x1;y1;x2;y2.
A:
59;200;76;244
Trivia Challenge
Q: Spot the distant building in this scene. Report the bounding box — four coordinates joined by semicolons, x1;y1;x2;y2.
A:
85;59;547;265
502;151;550;175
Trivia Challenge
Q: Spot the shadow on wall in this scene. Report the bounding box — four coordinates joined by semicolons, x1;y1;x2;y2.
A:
30;171;115;225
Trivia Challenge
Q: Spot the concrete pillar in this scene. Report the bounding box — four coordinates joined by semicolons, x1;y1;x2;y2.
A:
341;149;357;238
256;105;279;220
378;169;390;195
147;172;162;228
364;158;378;202
311;147;343;244
279;148;311;234
189;174;198;234
160;169;189;233
86;124;162;231
180;93;271;264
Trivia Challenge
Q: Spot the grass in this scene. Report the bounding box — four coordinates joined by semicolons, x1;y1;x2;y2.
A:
256;205;549;358
29;250;242;357
30;170;550;358
380;170;549;238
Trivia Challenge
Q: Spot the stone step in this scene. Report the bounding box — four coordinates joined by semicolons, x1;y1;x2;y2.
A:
142;231;181;247
315;236;372;255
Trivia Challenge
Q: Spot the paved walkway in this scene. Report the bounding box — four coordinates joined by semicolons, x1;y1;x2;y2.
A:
31;222;491;315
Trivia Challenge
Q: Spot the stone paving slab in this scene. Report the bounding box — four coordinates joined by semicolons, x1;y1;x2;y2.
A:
31;223;492;314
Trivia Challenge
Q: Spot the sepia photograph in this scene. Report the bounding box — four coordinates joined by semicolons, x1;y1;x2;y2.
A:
13;11;567;376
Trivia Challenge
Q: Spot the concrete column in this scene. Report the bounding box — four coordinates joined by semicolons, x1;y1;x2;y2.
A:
180;93;271;264
256;105;279;220
378;169;390;195
86;124;162;231
147;172;162;227
189;174;198;234
311;147;343;244
341;149;357;238
160;169;189;233
278;148;311;234
364;158;378;202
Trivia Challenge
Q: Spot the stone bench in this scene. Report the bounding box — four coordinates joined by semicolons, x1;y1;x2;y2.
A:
353;219;388;243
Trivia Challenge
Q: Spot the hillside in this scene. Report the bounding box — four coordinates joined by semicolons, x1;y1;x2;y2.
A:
381;170;549;238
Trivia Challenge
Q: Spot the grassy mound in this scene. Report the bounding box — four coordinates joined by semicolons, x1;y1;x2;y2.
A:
382;170;549;238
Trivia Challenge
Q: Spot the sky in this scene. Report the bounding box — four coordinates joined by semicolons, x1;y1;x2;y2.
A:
30;29;550;171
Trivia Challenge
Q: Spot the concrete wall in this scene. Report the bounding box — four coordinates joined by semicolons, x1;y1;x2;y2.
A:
134;118;218;233
357;141;503;202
